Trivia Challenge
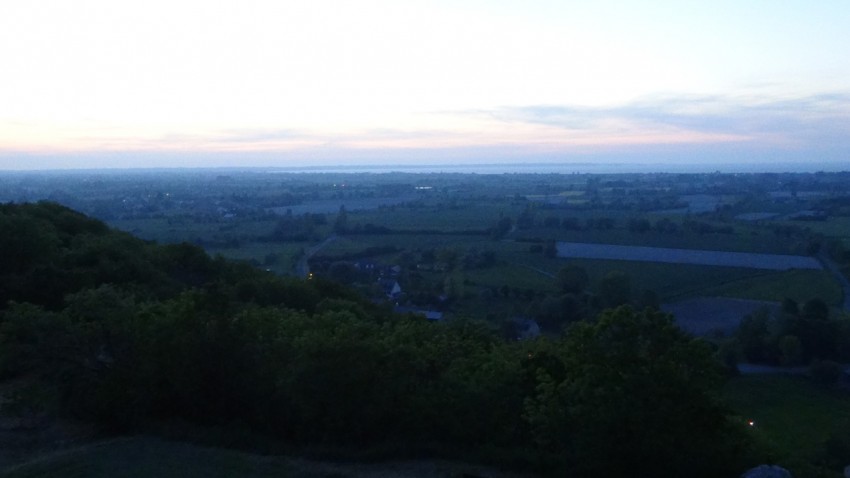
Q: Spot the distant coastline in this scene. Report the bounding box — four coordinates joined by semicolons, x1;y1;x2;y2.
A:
1;160;848;175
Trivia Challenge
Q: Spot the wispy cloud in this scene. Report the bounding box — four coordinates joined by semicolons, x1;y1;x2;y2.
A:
477;92;850;150
216;129;304;143
3;92;849;170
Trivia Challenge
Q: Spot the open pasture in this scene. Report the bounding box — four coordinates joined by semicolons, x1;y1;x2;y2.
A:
551;258;767;300
767;216;850;240
317;234;502;257
269;194;419;215
702;269;843;305
519;223;801;254
557;242;822;270
309;233;837;306
464;263;558;293
347;200;523;231
206;241;310;276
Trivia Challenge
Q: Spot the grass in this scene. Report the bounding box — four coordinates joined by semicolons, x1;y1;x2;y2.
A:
7;379;845;478
316;232;838;306
319;234;502;257
348;201;523;231
207;241;310;276
517;227;802;254
723;375;850;477
464;263;557;292
703;269;843;306
0;436;533;478
0;437;300;478
546;258;765;301
767;217;850;240
520;253;841;304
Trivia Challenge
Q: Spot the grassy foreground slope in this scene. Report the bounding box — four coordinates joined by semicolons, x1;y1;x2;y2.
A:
724;375;850;478
1;437;295;478
0;436;533;478
6;376;849;478
726;377;849;458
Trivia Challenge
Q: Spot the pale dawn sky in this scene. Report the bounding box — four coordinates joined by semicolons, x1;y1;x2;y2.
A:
1;0;849;170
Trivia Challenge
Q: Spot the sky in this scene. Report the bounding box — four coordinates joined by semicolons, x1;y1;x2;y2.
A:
1;0;849;171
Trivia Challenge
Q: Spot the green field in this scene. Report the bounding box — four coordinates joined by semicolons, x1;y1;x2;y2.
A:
768;217;850;240
723;375;850;478
106;185;848;322
517;225;802;255
108;217;278;245
308;230;842;307
464;263;557;292
319;234;499;256
349;201;523;231
703;269;843;305
547;257;770;301
347;203;808;255
207;241;310;276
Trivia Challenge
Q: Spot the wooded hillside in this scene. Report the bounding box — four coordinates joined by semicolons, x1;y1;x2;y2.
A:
0;202;753;477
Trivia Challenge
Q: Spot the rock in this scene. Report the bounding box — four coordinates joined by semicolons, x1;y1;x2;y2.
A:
742;465;792;478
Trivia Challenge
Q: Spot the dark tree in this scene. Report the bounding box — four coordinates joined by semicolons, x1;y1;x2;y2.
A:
597;270;631;308
526;306;750;478
556;265;589;294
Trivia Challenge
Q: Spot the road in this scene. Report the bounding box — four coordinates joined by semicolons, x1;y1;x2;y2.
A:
295;234;337;278
510;262;556;279
817;251;850;312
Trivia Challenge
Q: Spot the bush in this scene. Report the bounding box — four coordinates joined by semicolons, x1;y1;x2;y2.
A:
810;359;842;387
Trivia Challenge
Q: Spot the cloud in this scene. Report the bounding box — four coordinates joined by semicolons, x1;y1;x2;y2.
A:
215;129;304;143
3;91;849;170
479;92;850;150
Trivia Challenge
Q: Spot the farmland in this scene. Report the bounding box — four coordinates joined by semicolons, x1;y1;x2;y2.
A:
2;168;850;477
3;168;848;327
555;242;823;270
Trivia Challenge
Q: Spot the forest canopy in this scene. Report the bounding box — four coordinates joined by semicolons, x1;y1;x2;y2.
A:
0;202;753;477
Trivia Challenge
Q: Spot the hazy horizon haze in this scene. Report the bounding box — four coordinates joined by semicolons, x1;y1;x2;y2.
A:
2;1;849;171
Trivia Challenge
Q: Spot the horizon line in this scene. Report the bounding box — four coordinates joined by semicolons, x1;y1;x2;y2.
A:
2;160;849;175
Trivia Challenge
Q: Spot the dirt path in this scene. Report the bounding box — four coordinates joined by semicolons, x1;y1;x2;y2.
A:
0;378;97;469
295;234;337;278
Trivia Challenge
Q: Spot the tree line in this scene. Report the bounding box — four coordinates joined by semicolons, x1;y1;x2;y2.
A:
0;202;755;477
